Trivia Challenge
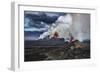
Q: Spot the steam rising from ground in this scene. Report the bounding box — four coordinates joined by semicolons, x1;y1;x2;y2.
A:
39;14;73;41
39;13;90;42
24;11;90;42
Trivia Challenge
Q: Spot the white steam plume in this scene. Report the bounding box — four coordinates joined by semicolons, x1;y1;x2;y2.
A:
39;13;90;42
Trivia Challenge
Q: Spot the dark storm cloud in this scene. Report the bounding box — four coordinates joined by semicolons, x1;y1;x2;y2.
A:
24;11;66;24
24;11;66;40
24;11;90;41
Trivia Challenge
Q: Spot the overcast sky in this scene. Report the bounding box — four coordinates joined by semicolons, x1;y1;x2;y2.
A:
24;11;90;41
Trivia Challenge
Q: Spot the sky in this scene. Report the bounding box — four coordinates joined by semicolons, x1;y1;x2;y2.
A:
24;11;90;41
24;11;66;40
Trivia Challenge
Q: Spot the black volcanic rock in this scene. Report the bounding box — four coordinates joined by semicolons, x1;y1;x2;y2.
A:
25;38;65;48
24;40;90;61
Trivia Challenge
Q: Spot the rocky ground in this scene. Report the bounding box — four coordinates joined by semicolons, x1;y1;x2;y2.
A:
24;40;90;61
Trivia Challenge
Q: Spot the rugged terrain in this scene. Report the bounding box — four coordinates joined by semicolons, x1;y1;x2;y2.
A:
24;40;90;61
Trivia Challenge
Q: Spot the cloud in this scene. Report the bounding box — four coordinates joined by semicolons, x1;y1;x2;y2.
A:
39;14;73;41
24;11;90;41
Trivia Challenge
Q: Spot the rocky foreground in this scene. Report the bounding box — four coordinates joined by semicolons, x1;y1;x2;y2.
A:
24;40;90;61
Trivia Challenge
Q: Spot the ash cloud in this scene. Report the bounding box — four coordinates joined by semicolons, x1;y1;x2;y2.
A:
24;11;90;42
